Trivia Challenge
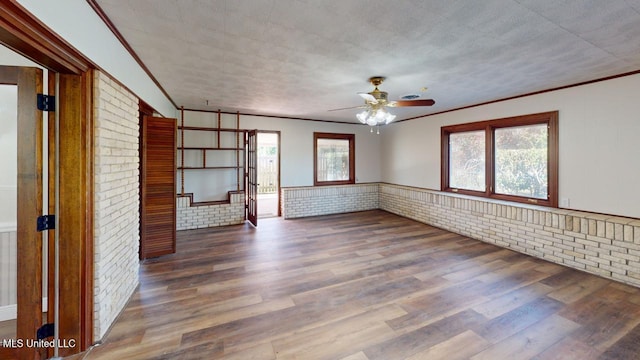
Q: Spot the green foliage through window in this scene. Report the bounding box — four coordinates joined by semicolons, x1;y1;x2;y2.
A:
495;124;548;199
441;111;558;207
449;131;485;191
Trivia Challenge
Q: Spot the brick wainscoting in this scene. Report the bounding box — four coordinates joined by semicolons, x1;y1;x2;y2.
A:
379;183;640;288
177;192;245;230
282;183;379;219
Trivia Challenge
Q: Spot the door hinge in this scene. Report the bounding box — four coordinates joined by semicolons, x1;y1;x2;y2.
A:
37;323;55;339
37;94;55;111
37;215;55;232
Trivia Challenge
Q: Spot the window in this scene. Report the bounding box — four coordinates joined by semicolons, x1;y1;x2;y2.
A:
449;130;485;192
442;111;558;207
314;132;355;186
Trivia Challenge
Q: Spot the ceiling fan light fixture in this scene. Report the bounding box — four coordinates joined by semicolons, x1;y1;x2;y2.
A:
366;112;378;126
357;107;397;129
346;76;433;131
356;110;369;124
384;112;396;124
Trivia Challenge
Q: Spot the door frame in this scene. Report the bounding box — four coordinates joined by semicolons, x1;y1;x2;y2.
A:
1;2;94;357
0;65;43;360
256;130;281;217
246;130;258;226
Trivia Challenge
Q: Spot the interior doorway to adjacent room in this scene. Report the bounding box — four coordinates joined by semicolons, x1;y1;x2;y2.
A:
256;131;280;218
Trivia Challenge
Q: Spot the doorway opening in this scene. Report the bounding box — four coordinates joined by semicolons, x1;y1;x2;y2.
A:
0;64;48;360
0;79;23;349
0;5;95;358
257;131;280;218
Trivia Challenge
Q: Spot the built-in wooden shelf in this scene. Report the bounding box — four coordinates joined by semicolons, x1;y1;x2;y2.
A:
178;147;244;151
177;108;245;195
178;166;244;170
178;126;247;132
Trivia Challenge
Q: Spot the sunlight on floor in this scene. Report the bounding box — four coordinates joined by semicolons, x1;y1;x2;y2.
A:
258;193;278;218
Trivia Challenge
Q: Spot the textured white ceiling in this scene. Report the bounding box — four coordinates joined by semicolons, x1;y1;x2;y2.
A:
95;0;640;123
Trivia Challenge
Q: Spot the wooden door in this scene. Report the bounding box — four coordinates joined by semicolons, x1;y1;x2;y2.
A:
246;130;258;227
140;116;177;259
0;66;45;360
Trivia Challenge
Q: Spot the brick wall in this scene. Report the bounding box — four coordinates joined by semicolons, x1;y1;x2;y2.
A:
177;192;245;230
282;183;379;219
93;71;140;340
379;183;640;288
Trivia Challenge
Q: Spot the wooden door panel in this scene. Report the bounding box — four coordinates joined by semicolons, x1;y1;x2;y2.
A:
140;116;177;259
0;66;44;360
145;186;176;195
146;212;176;223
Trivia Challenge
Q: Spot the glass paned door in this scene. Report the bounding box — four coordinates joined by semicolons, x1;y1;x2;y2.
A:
246;130;258;226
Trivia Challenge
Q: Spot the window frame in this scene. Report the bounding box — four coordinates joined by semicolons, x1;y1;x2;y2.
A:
441;111;558;207
313;132;355;186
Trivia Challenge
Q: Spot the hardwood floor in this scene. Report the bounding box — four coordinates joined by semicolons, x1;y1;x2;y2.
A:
76;210;640;359
0;318;16;340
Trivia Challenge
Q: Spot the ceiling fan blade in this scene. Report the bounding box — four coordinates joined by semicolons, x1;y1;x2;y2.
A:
357;92;378;104
328;105;367;112
391;99;435;107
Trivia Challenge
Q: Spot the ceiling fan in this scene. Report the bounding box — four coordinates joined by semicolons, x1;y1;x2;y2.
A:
330;76;435;127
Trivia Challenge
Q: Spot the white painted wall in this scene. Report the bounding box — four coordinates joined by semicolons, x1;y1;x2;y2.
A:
241;115;382;186
0;85;17;225
16;0;176;117
180;111;381;201
0;44;42;67
382;73;640;219
0;45;47;225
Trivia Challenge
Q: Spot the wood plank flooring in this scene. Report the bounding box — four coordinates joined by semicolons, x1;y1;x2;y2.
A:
0;318;16;340
75;210;640;359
